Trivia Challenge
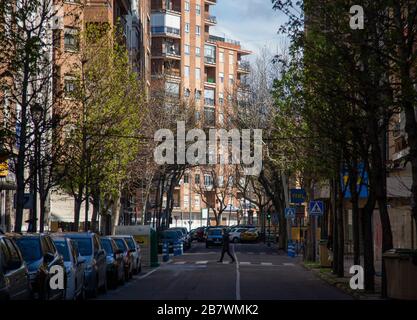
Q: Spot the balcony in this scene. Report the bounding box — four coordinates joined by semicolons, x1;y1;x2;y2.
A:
237;60;250;74
152;26;181;38
204;14;217;25
204;56;216;65
205;0;217;5
204;77;216;88
161;44;181;59
207;34;240;46
204;98;215;106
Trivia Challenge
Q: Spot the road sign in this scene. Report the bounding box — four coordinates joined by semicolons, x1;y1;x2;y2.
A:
309;201;324;216
290;189;306;204
285;207;296;219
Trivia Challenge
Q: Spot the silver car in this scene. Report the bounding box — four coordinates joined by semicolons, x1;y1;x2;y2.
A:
116;236;142;274
52;237;86;300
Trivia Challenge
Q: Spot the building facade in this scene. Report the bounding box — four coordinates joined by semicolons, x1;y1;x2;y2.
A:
149;0;251;230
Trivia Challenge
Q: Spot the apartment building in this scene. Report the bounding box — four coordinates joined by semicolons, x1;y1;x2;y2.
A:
149;0;251;229
49;0;152;229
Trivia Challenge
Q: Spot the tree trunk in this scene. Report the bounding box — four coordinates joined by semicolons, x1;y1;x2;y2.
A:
349;164;361;265
331;178;339;275
91;188;100;232
111;191;122;235
14;52;31;233
336;184;345;277
362;196;376;292
73;193;82;232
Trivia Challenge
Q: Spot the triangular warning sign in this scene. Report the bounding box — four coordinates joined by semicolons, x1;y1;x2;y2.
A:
311;202;322;214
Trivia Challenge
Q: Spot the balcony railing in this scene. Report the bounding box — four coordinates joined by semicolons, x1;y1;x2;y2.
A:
204;98;215;106
204;56;216;64
152;26;180;36
208;34;240;46
238;60;250;72
205;15;217;24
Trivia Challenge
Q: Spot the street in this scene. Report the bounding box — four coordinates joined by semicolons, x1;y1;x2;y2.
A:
99;242;352;300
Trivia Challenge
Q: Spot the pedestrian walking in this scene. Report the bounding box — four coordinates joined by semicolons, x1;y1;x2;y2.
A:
218;229;235;263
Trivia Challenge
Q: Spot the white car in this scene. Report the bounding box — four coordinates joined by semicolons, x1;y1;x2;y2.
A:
52;237;86;300
229;228;249;243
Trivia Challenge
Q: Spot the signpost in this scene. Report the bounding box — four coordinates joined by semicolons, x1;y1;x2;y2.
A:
309;201;324;262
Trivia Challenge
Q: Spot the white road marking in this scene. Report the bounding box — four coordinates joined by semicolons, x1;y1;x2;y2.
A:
196;261;208;264
239;262;251;265
261;262;273;266
283;263;295;266
137;267;160;280
232;244;240;301
174;261;186;265
222;261;231;264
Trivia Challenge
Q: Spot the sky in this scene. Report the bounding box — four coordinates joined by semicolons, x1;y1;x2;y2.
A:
212;0;288;62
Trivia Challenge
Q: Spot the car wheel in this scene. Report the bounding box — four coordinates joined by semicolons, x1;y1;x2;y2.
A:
138;262;142;274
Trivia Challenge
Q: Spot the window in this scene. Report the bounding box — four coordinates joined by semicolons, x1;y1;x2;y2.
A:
184;174;189;184
219;72;224;83
196;4;201;15
64;76;77;97
185;1;190;11
195;90;202;100
196;25;201;36
229;74;234;86
229;53;234;64
195;174;201;184
64;28;79;51
194;195;200;208
185;65;190;77
196;47;201;57
219;92;224;104
204;107;215;126
218;176;224;187
219;52;224;63
184;44;190;55
185;23;190;33
184;88;191;97
195;68;201;80
204;175;213;187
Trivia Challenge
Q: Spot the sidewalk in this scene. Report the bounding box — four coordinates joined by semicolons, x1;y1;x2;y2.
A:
302;256;384;300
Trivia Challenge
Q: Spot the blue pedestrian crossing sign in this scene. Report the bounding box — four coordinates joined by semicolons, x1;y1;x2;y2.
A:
285;208;296;219
309;201;324;216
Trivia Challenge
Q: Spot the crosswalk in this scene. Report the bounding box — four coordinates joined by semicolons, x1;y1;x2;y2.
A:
170;260;296;267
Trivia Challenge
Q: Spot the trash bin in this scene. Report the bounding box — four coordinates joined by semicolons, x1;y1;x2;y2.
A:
150;228;160;267
319;240;331;267
383;249;417;300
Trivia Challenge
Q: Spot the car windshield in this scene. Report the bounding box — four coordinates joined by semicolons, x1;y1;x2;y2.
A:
114;239;127;252
124;238;136;250
69;238;92;256
161;231;179;239
209;229;222;236
54;241;70;262
100;239;113;254
15;238;42;262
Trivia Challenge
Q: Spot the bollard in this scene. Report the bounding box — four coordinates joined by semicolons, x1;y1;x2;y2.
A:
162;241;170;262
287;241;295;258
173;240;180;256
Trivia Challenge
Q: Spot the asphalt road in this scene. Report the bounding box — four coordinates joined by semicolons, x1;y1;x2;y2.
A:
99;242;352;300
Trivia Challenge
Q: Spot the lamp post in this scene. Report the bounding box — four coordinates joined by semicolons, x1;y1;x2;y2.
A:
31;103;42;232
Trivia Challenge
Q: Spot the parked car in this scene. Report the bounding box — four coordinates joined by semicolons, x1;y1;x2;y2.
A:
59;232;107;297
51;236;86;300
203;226;227;242
13;233;65;300
100;237;125;288
111;237;133;281
206;228;224;248
158;230;183;253
228;227;249;243
190;227;205;242
0;234;32;300
112;235;141;274
169;228;191;249
240;228;259;243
